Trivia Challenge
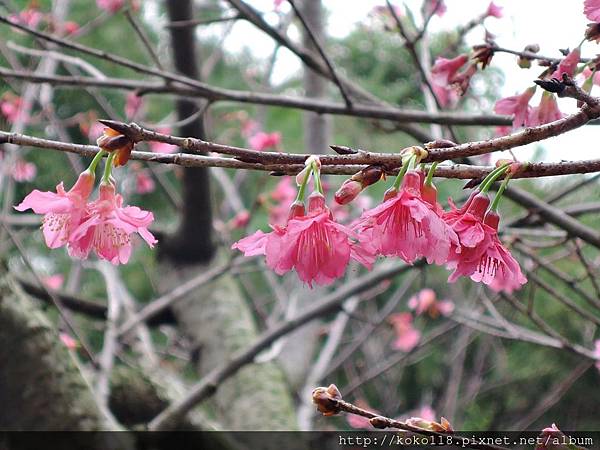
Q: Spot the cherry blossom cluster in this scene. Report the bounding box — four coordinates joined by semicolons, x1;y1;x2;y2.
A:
14;128;156;265
233;148;527;293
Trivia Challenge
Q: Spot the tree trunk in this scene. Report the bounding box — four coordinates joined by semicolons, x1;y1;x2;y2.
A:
158;0;299;430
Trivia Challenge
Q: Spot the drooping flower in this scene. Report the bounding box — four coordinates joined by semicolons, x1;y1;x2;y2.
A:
69;182;157;265
485;2;503;19
14;171;95;249
248;131;282;151
493;87;536;129
551;48;581;80
584;0;600;22
389;312;421;352
528;92;564;126
408;288;454;318
352;170;459;266
96;0;125;13
233;192;371;287
12;159;37;182
446;194;526;293
430;54;469;106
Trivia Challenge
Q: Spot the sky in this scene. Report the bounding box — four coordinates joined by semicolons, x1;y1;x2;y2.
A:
186;0;597;164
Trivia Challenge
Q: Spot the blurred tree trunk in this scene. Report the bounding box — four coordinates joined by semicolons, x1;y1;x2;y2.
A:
0;265;115;432
158;0;298;430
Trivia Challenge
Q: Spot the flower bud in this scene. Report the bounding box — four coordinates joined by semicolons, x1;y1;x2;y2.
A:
335;179;362;205
312;384;342;416
288;201;306;220
369;416;388;429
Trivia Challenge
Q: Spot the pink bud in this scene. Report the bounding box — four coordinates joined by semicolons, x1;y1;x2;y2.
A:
334;179;362;205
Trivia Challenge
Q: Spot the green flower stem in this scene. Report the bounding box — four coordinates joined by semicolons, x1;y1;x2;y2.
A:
425;162;439;186
392;154;417;190
490;173;513;211
312;161;324;195
295;166;312;202
102;152;116;183
479;164;510;193
87;149;106;175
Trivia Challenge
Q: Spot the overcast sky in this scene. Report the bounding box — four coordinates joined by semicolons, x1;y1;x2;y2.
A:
190;1;597;164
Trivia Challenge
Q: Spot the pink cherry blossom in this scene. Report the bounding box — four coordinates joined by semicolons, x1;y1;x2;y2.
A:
43;274;64;290
61;21;80;35
446;194;526;293
69;183;157;265
389;312;421;352
96;0;125;14
125;93;143;119
59;332;79;350
493;87;536;129
233;192;371;287
430;55;469;86
241;119;260;138
425;0;446;17
1;94;25;124
135;170;155;194
528;93;564;126
584;0;600;22
14;171;95;250
352;171;459;266
149;127;177;153
408;288;454;318
248;131;282;151
551;48;580;80
485;2;503;18
12;159;37;182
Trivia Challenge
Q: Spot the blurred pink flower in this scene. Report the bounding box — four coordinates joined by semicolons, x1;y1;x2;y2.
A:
125;93;143;119
425;0;446;17
9;7;43;28
594;340;600;372
346;400;379;429
528;93;564;126
135;170;155;195
241;119;260;138
493;87;536;129
230;210;251;229
268;177;296;226
12;159;37;182
249;131;282;151
485;2;503;18
59;332;79;350
43;274;64;290
97;0;125;13
389;312;421;352
149;127;177;153
414;405;436;422
408;288;454;318
584;0;600;22
1;94;25;124
551;48;580;80
69;182;157;265
15;171;95;250
61;21;80;35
